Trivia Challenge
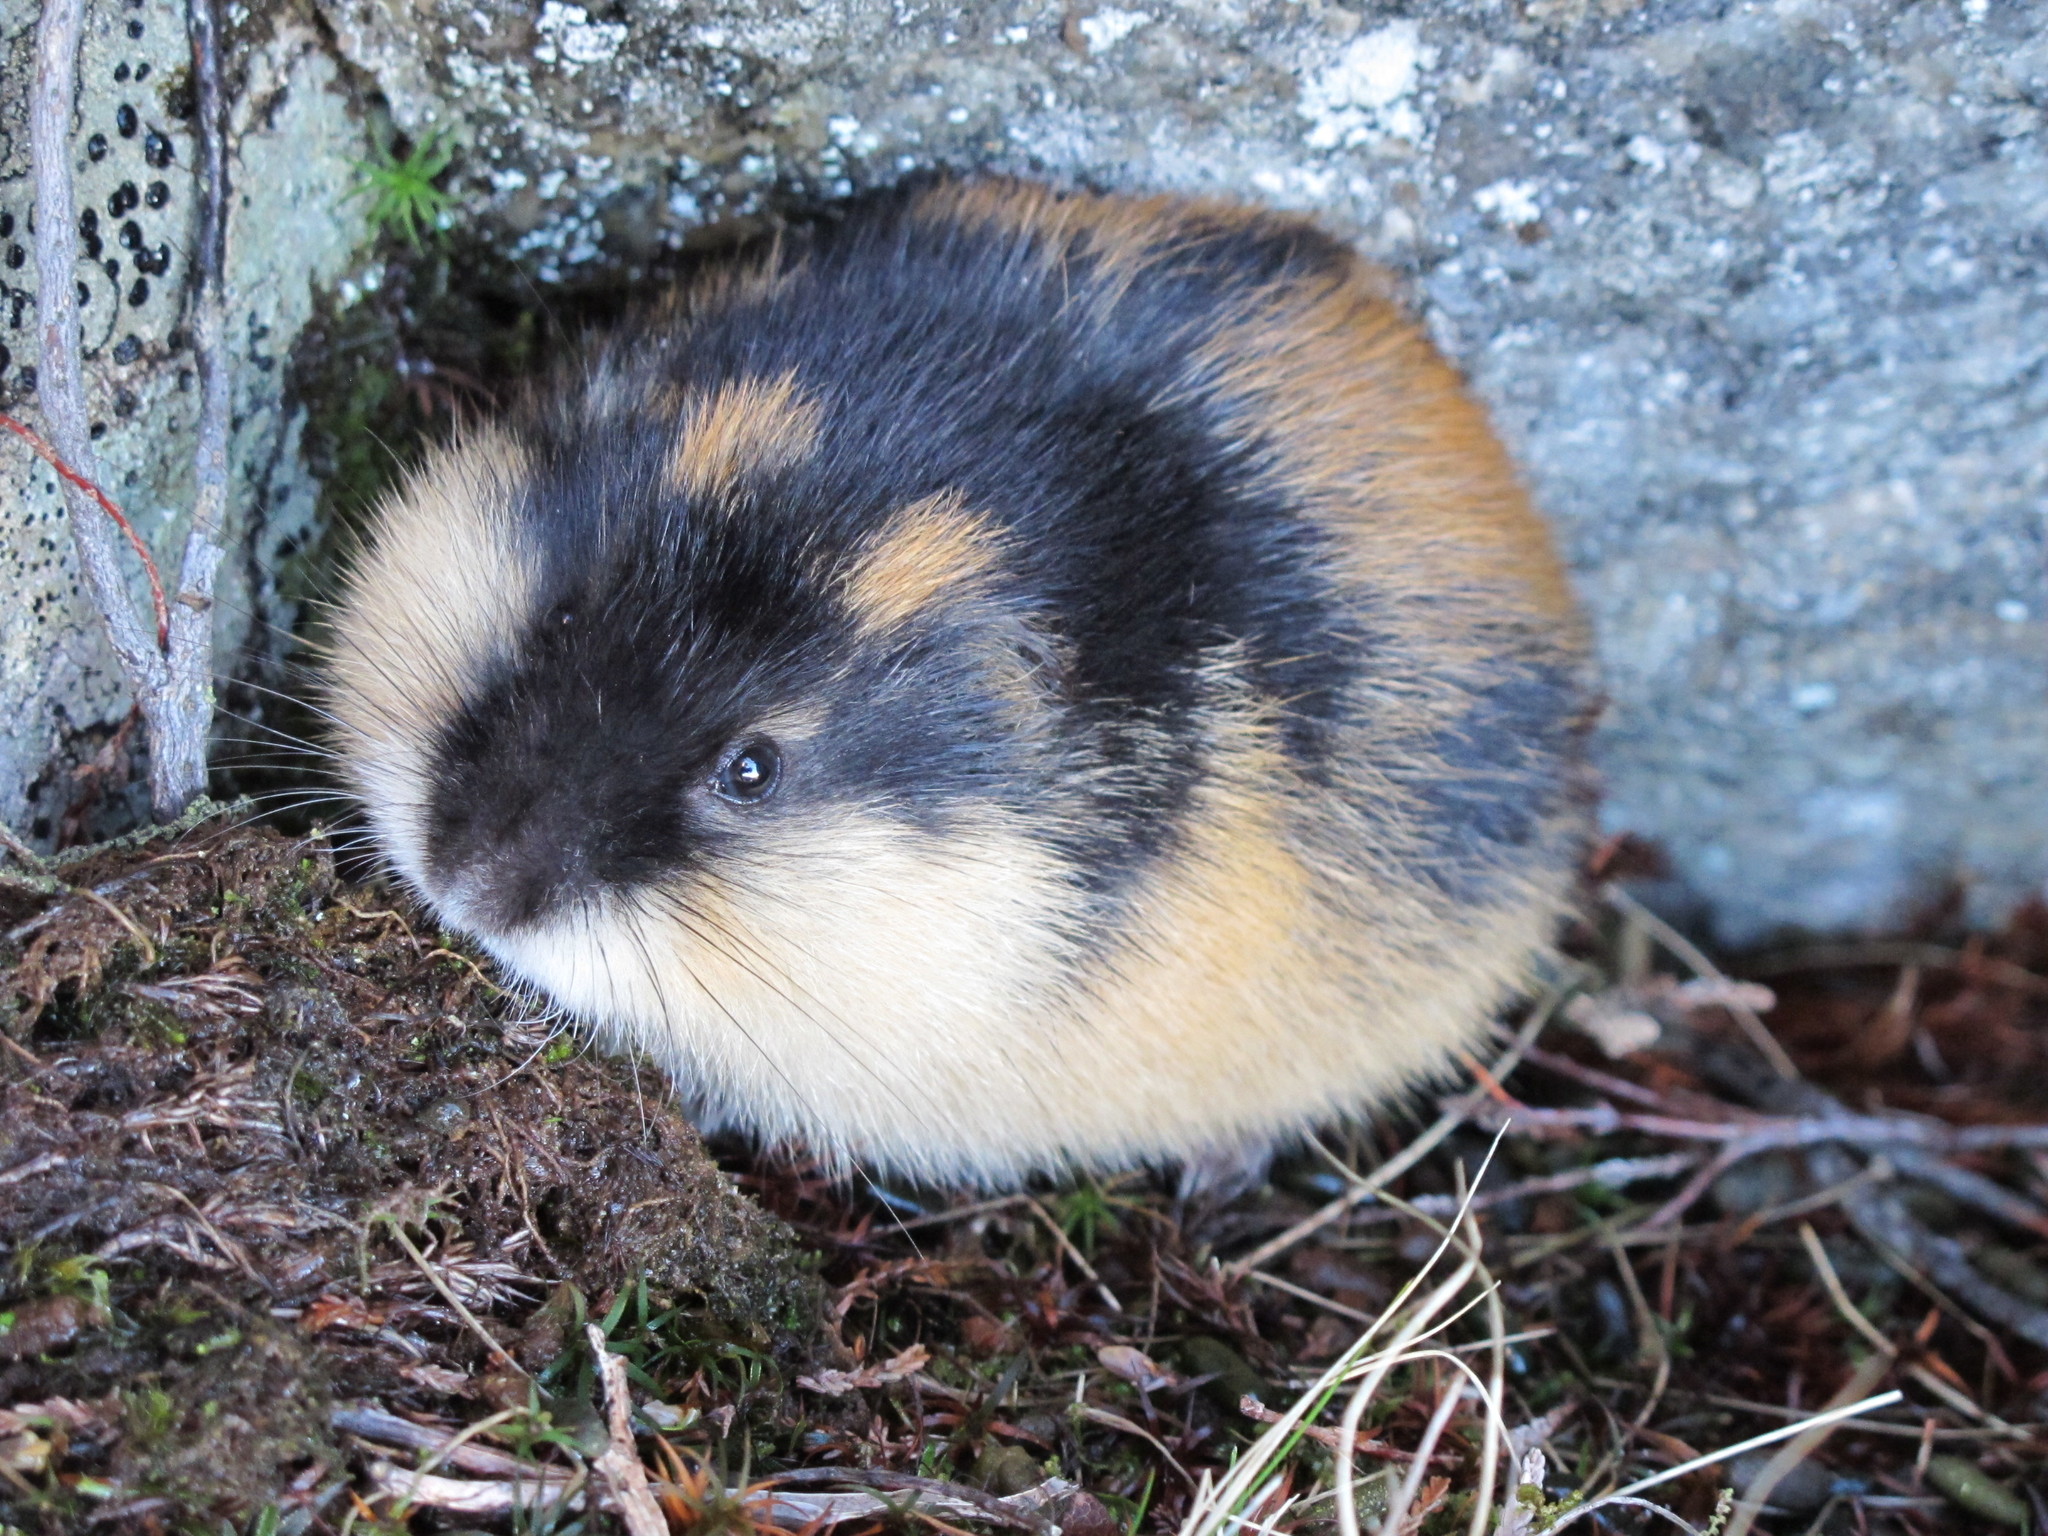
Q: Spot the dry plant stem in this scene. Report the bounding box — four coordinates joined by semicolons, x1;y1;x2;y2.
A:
383;1221;525;1374
31;0;166;695
1024;1194;1122;1310
0;821;50;869
1333;1254;1482;1536
1537;1392;1906;1533
1798;1222;1896;1357
1603;884;1799;1081
1467;1097;2048;1156
586;1324;669;1536
1379;1381;1463;1535
1723;1354;1896;1536
1719;1229;1901;1536
159;0;234;814
30;0;231;819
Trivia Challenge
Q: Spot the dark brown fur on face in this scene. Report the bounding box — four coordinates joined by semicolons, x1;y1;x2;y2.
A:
326;178;1594;1187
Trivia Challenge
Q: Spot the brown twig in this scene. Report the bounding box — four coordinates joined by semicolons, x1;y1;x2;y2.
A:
1465;1095;2048;1156
586;1324;668;1536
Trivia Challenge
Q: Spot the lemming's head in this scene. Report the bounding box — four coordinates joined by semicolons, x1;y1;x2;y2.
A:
339;383;1068;877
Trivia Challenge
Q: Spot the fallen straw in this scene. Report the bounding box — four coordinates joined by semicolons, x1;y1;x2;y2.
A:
1535;1390;1905;1533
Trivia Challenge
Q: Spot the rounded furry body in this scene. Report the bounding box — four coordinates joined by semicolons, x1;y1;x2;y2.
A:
327;180;1593;1187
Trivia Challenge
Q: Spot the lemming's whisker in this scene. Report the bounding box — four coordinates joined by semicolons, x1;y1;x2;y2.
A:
647;885;912;1115
615;891;848;1158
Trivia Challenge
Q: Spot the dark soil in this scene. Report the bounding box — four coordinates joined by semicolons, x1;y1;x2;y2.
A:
0;807;816;1532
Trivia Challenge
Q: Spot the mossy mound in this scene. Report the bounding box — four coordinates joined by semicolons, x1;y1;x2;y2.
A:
0;809;817;1530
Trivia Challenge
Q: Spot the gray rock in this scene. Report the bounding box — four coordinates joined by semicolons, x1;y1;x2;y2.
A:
0;0;370;839
3;0;2044;944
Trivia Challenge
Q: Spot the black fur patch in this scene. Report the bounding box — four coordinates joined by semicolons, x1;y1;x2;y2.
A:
423;184;1567;928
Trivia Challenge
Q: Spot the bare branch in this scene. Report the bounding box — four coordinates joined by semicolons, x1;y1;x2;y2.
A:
31;0;169;693
155;0;236;816
31;0;235;820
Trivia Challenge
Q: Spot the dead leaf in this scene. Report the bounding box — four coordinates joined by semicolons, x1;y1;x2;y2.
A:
1095;1344;1179;1392
796;1343;931;1396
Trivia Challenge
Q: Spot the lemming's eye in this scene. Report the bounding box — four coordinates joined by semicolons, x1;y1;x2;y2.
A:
712;739;782;805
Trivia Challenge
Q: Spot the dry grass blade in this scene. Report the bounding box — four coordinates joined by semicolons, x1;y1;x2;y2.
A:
1537;1392;1905;1533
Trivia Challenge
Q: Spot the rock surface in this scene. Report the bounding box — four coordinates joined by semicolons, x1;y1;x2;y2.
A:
3;0;2045;942
0;0;370;839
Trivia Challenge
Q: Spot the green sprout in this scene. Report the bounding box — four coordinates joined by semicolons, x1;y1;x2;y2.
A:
347;128;457;249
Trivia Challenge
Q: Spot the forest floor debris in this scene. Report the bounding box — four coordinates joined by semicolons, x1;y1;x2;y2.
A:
2;809;2044;1533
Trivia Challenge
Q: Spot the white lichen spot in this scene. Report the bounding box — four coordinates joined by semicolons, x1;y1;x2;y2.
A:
1247;164;1337;204
1078;8;1152;53
535;1;628;70
1700;155;1762;210
1473;178;1541;225
1791;682;1838;714
1001;23;1031;43
1625;134;1669;174
1298;21;1436;151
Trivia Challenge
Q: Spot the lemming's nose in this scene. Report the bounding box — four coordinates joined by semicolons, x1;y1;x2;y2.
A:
458;796;597;931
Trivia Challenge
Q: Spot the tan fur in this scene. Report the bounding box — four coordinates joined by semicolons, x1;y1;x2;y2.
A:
478;646;1569;1184
842;491;1006;636
665;372;823;497
330;183;1588;1187
325;428;537;897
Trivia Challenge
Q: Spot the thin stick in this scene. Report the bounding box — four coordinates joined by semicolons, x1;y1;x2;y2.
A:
586;1324;668;1536
0;412;168;646
1604;884;1799;1080
1467;1096;2048;1155
1798;1222;1897;1357
1024;1195;1121;1311
31;0;170;692
158;0;234;815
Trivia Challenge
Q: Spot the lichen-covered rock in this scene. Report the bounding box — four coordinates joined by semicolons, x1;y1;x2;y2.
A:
0;0;370;841
3;0;2045;941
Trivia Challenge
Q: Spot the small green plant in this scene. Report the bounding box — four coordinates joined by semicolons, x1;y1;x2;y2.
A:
347;129;457;248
